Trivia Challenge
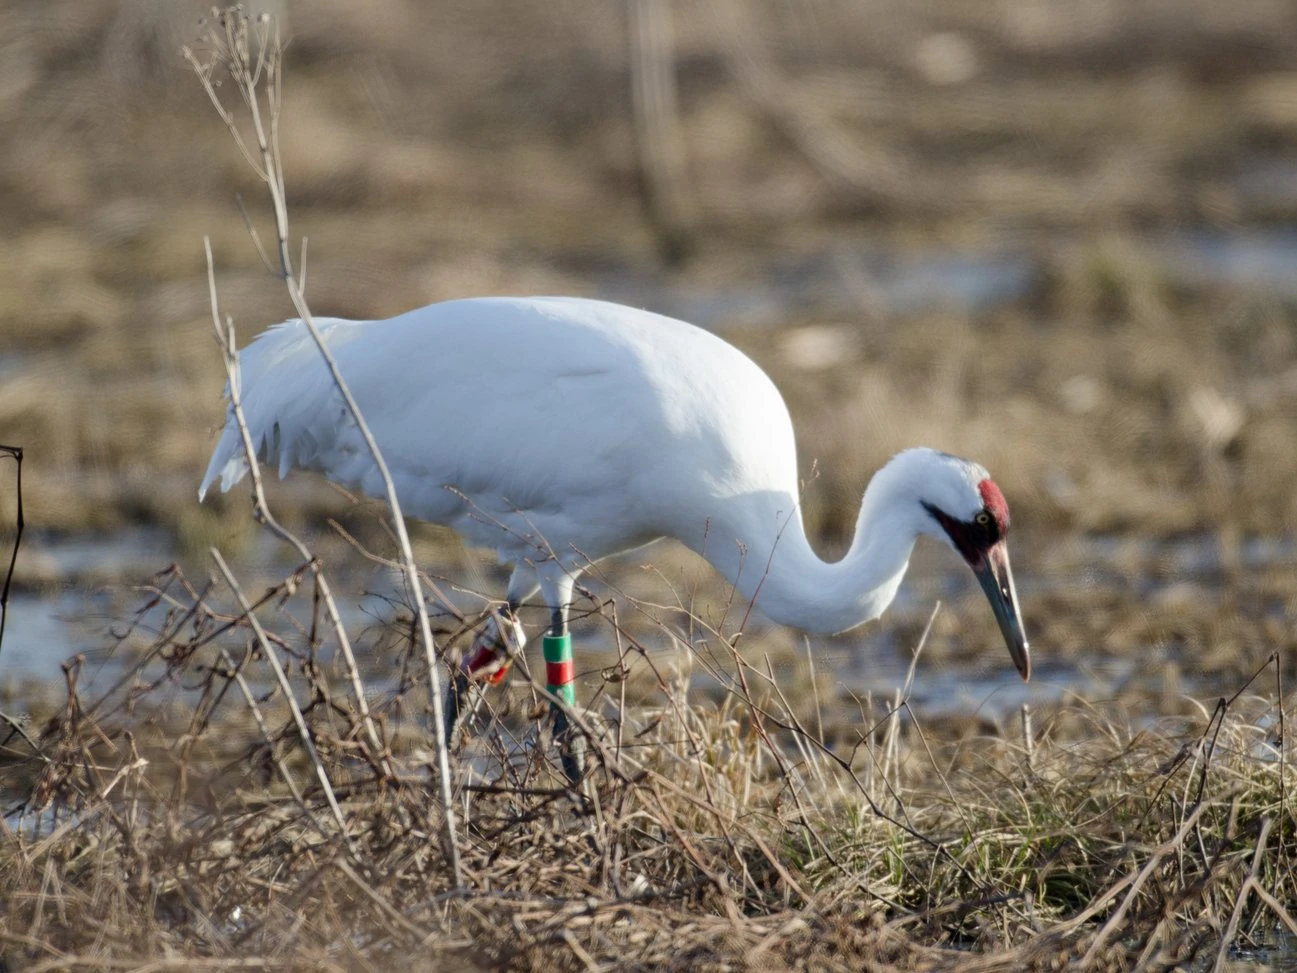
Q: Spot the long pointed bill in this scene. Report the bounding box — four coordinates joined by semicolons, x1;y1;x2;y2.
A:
972;541;1030;681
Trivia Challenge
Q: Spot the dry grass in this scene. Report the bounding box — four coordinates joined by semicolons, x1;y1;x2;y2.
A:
0;554;1293;972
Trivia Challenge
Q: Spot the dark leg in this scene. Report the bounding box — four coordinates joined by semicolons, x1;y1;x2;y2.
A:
445;605;522;745
544;607;586;784
444;671;473;744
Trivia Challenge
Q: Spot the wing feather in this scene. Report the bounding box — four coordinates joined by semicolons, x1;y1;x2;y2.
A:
198;317;366;499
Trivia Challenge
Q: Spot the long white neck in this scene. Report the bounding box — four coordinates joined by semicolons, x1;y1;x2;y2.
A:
688;476;928;635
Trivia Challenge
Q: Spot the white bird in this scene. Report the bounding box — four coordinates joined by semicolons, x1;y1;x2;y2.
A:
200;296;1029;778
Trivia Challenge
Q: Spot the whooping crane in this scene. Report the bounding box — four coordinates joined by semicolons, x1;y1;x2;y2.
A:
200;296;1029;781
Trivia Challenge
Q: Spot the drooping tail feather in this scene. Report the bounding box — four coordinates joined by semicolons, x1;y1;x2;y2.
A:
198;316;369;500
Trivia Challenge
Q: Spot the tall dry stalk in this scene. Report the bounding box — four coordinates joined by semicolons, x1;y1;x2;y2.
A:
183;11;461;884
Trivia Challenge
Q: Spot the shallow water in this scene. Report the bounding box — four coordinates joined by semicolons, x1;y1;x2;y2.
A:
596;244;1040;328
0;527;1065;701
1210;929;1297;973
595;230;1297;330
0;525;1285;721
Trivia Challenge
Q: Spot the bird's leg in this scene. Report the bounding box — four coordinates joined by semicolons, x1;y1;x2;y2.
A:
544;607;586;784
445;604;525;745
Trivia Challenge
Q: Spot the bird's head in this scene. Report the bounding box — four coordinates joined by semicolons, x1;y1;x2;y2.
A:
879;448;1030;680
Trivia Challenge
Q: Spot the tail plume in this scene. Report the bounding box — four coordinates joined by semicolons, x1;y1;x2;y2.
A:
198;316;365;499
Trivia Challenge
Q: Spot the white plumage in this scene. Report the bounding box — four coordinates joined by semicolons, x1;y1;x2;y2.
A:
201;296;1028;675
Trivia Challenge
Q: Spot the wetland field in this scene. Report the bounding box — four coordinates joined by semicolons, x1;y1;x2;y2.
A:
2;2;1297;970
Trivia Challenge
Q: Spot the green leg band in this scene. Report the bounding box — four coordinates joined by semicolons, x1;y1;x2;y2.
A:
543;633;576;708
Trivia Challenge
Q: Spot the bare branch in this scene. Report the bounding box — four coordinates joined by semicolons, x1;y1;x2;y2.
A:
191;12;460;884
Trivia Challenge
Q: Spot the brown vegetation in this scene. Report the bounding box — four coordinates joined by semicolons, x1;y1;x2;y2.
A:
3;2;1297;970
1;555;1293;971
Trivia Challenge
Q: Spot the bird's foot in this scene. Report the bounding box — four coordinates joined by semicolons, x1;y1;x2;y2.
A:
552;707;587;787
446;607;526;743
462;607;526;685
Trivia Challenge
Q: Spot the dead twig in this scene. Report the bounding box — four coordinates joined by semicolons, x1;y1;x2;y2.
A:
0;443;23;659
185;12;459;883
211;549;356;857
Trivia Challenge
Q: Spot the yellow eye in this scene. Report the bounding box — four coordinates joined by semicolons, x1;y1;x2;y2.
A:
975;511;991;527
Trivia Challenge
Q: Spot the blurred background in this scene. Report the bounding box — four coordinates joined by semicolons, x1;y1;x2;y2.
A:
2;0;1297;722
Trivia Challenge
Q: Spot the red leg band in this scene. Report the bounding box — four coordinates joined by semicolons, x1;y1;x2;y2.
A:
545;659;575;688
